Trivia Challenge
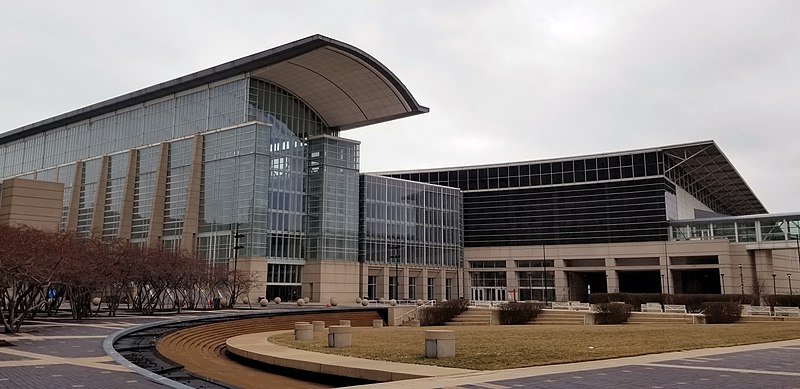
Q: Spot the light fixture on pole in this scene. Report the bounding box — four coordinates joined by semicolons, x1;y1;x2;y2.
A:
389;245;401;300
772;274;777;295
788;273;793;296
231;223;245;307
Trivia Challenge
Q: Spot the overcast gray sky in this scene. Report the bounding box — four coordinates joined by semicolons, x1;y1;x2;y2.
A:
1;1;798;212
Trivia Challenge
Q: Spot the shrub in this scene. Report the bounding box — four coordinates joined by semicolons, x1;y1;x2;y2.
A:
498;302;544;325
593;303;632;324
763;295;800;308
590;293;755;313
589;293;665;310
701;302;742;324
418;298;469;326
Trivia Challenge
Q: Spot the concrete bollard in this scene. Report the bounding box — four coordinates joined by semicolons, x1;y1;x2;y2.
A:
409;319;420;327
425;330;455;358
312;321;326;332
373;319;384;328
327;325;352;347
294;322;314;341
339;319;351;327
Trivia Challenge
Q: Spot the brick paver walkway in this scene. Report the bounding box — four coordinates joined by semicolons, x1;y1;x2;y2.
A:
3;310;800;389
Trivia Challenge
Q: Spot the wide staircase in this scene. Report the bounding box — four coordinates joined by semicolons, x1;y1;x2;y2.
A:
738;315;800;323
529;309;586;325
446;308;493;325
626;312;695;324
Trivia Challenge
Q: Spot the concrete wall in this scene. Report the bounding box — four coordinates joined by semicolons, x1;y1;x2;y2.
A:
0;178;64;231
465;239;800;302
303;261;361;304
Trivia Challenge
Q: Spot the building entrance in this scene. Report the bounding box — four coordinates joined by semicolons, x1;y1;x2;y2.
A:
471;287;507;302
567;272;608;302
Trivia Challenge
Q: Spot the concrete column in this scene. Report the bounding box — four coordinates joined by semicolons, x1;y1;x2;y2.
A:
147;143;169;246
605;269;618;294
90;155;109;237
180;134;203;252
117;149;138;241
421;267;429;300
555;269;568;301
425;330;455;358
327;326;352;348
65;160;84;232
438;270;446;300
294;322;313;340
381;265;390;300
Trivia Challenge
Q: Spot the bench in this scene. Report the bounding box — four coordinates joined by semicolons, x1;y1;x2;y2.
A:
551;302;571;310
773;306;800;317
641;302;663;313
664;304;687;314
744;305;772;316
571;302;591;311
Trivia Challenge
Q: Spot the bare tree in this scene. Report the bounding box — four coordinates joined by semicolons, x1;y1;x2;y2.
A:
0;226;69;333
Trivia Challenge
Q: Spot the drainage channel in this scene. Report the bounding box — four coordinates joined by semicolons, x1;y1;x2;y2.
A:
106;308;387;388
112;316;239;388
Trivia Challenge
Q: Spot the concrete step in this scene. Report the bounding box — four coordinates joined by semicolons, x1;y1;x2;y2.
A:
445;321;491;326
530;310;585;325
444;308;493;326
451;316;490;321
739;315;800;323
606;312;694;324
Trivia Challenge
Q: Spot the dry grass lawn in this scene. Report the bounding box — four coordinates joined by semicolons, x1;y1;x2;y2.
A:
270;323;800;370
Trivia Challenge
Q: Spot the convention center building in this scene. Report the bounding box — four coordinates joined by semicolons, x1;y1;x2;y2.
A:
2;35;798;304
0;35;462;304
380;142;800;302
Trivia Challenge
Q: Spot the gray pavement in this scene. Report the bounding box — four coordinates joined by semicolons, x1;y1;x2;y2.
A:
3;310;800;388
359;339;800;389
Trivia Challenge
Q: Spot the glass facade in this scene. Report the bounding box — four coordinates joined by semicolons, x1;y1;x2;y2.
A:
387;154;673;246
103;153;129;240
306;136;360;261
359;174;462;268
670;214;800;243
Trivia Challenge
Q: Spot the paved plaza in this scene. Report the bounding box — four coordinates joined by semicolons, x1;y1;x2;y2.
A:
2;312;800;388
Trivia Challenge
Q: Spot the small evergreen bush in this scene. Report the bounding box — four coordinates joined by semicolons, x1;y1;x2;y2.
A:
497;302;544;325
701;302;742;324
593;303;632;324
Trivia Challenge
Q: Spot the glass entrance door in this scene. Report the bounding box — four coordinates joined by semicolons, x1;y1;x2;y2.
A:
471;287;507;302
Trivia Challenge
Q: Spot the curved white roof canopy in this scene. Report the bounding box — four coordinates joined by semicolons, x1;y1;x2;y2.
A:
1;34;428;144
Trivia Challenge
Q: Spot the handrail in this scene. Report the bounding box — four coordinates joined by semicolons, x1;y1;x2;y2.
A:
394;299;436;324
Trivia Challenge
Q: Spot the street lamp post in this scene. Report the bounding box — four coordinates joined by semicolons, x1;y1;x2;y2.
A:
661;274;665;294
231;223;245;307
772;274;777;295
739;264;744;295
720;273;725;294
788;273;793;296
389;245;401;300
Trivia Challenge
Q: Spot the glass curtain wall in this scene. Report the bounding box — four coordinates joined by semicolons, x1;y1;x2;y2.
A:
162;139;192;249
102;153;129;240
306;136;360;261
359;174;462;269
130;146;160;244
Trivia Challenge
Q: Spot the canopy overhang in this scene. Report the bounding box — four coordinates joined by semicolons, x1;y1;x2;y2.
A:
1;34;428;144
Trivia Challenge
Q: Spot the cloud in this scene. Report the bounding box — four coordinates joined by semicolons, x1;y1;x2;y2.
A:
1;1;798;212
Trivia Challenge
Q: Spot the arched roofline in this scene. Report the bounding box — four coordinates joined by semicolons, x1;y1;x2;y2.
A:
1;34;428;144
